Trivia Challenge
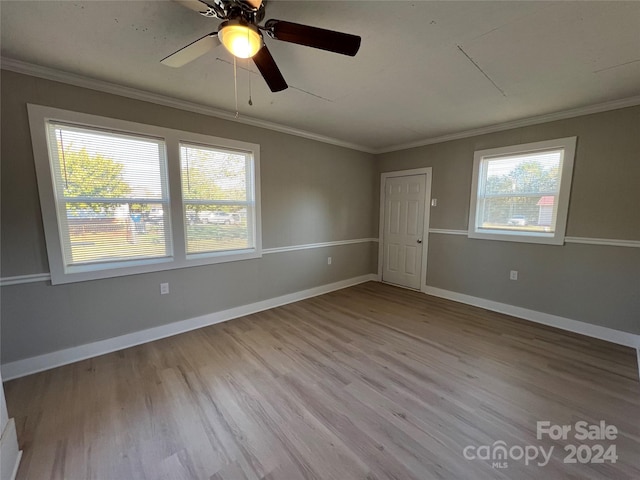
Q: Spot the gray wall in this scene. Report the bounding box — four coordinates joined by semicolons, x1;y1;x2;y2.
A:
379;106;640;334
0;70;378;363
2;69;638;366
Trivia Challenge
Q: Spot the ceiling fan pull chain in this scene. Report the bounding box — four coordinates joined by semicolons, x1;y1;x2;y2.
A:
246;27;253;106
247;57;253;106
233;55;239;118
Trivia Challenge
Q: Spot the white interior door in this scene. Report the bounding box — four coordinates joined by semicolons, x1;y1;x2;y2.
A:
382;174;426;289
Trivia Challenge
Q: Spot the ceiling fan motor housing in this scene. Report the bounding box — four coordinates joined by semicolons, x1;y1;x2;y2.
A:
204;0;265;24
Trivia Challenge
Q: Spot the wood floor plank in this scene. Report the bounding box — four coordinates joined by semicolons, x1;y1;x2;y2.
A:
4;282;639;479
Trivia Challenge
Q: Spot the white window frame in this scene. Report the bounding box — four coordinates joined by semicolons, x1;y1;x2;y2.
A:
28;104;261;284
468;137;576;245
179;142;258;259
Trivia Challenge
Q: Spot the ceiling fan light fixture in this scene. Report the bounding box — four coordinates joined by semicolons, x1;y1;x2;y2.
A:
218;20;262;58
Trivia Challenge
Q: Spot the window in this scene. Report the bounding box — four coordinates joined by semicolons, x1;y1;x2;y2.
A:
468;137;576;245
180;143;256;256
46;123;172;269
28;105;261;284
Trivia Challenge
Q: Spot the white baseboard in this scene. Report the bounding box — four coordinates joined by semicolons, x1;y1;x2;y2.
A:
0;418;22;480
1;274;377;381
4;276;637;381
423;286;640;349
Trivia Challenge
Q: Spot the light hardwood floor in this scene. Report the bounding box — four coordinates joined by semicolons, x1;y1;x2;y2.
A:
5;282;640;480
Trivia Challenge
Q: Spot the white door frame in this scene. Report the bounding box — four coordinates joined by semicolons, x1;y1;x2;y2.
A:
378;167;432;293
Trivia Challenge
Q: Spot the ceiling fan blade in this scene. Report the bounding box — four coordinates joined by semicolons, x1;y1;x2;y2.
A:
252;45;287;92
161;33;219;67
265;20;361;57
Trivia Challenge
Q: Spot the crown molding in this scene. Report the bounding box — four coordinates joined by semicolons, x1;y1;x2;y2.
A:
0;57;376;154
3;57;639;156
376;95;640;154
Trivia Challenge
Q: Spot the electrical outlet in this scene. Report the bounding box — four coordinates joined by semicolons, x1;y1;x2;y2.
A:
327;256;332;265
510;270;518;281
431;199;438;207
160;282;169;295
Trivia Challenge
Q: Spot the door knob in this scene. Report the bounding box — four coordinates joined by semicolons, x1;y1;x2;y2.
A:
417;239;422;244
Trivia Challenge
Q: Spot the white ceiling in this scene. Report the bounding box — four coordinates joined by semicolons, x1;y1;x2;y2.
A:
2;1;640;151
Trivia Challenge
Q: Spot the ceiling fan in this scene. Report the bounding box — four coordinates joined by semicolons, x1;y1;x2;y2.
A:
161;0;361;92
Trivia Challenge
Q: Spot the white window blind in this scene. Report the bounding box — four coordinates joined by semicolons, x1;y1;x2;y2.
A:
45;122;172;268
180;143;255;255
468;137;576;245
477;149;563;233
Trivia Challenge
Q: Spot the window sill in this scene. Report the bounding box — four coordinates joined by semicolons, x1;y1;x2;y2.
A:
468;229;565;245
50;249;262;285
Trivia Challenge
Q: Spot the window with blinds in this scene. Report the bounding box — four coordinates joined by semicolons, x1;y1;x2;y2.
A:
468;137;576;245
45;123;172;267
29;105;262;284
180;143;255;255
